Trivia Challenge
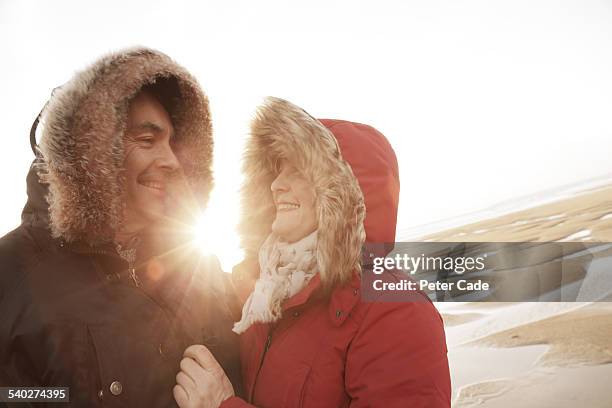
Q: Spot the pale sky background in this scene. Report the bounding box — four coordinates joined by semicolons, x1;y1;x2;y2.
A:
1;0;611;270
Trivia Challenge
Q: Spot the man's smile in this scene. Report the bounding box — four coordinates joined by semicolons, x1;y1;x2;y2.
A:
138;177;167;195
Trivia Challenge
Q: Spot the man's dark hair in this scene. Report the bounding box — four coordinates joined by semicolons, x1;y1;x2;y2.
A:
138;76;181;119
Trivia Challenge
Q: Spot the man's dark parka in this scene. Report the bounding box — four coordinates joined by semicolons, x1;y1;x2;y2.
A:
0;48;240;407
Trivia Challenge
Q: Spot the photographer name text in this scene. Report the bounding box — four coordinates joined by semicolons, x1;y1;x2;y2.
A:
373;279;489;292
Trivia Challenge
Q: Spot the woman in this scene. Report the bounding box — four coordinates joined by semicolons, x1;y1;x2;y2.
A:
174;97;451;407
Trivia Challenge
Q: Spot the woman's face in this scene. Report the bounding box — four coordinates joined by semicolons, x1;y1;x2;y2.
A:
270;160;318;243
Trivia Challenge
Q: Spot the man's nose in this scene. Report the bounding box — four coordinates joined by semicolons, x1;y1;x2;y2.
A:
157;142;181;172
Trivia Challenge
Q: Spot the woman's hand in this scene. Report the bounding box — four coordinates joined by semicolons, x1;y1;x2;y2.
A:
174;344;235;408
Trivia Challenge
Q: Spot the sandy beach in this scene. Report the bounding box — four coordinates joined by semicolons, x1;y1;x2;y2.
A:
422;184;612;407
423;185;612;243
447;302;612;407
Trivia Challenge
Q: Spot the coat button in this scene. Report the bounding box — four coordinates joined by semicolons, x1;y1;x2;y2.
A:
98;389;104;399
336;310;343;318
109;381;123;396
158;343;164;356
292;311;300;317
353;288;359;296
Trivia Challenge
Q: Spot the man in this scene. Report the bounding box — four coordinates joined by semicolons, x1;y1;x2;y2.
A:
0;48;240;407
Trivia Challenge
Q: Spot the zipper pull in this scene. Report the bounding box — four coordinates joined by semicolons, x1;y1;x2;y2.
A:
129;267;141;287
264;334;272;352
115;241;140;288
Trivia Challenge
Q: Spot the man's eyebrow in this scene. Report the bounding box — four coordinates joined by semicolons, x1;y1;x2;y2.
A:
130;121;164;133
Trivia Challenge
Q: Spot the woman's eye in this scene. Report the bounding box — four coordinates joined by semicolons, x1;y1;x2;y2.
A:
273;158;283;174
286;167;301;178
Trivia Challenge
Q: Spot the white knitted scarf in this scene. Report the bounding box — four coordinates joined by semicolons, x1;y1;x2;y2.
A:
233;231;318;334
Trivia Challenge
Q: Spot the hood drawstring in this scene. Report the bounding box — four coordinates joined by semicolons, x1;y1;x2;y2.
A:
30;86;62;157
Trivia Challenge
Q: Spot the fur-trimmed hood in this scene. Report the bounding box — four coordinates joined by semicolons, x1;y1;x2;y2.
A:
239;97;399;289
36;47;212;244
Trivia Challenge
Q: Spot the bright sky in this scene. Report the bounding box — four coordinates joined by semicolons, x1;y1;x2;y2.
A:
1;0;611;270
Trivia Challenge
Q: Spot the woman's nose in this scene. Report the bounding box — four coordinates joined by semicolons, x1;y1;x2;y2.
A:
271;172;288;192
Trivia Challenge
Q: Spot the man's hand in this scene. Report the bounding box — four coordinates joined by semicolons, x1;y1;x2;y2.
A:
173;344;235;408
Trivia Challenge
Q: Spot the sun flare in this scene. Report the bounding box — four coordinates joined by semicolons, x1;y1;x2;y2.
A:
192;204;243;273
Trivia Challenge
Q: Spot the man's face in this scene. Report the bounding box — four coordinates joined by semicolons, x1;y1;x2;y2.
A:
271;160;318;243
122;90;180;232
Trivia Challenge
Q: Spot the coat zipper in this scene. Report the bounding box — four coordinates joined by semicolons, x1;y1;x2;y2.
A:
71;243;179;333
249;333;272;403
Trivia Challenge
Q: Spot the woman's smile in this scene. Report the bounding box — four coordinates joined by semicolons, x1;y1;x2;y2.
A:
276;202;300;212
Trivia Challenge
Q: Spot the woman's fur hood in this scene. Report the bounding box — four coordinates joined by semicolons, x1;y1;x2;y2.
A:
37;47;212;244
240;97;400;289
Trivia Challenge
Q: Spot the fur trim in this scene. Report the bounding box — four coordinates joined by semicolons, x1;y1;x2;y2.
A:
37;47;213;244
239;97;366;290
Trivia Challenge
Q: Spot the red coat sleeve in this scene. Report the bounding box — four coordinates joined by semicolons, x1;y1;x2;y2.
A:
345;300;451;407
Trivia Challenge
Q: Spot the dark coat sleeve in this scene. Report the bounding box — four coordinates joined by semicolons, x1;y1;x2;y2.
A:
0;226;48;389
